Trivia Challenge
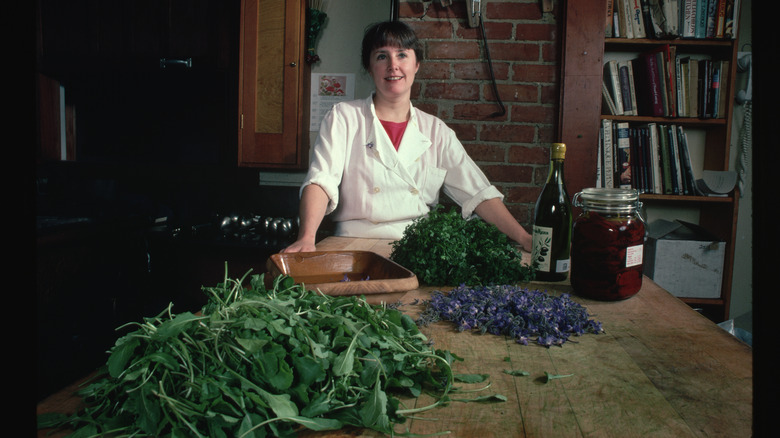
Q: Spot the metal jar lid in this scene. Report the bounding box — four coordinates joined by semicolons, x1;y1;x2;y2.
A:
573;188;641;214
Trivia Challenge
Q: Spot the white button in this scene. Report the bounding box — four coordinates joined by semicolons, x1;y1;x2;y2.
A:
373;187;381;193
410;188;419;195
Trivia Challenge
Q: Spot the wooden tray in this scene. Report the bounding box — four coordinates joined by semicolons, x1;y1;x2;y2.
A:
266;251;419;296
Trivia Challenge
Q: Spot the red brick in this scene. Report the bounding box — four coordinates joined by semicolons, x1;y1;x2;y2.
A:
516;23;557;42
485;83;537;103
512;63;558;83
454;62;509;81
418;62;451;80
480;124;535;143
453;103;510;121
482;164;533;183
426;41;481;60
487;42;539;62
509;104;556;124
449;122;478;141
506;185;542;204
486;2;543;20
425;82;480;100
508;145;549;165
457;22;514;40
408;21;453;40
464;143;507;163
399;1;425;18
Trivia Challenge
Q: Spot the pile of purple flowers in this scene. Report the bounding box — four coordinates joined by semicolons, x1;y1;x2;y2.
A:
417;285;604;347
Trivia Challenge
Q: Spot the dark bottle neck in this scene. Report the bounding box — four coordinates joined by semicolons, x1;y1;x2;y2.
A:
547;158;565;184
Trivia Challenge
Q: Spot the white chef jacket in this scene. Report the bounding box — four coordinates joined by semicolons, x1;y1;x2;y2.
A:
301;94;503;239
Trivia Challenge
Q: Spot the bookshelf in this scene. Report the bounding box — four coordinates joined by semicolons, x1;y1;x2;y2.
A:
558;0;742;322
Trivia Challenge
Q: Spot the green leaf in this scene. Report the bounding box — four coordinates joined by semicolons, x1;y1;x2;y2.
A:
107;337;140;377
503;369;530;376
544;371;574;383
454;373;489;383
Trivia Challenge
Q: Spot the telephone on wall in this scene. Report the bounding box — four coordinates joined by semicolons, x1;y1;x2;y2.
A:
735;50;752;197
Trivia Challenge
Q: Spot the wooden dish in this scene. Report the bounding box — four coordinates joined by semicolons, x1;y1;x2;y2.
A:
266;251;419;296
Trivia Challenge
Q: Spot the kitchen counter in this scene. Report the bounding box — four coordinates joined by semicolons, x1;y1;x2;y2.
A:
37;237;753;437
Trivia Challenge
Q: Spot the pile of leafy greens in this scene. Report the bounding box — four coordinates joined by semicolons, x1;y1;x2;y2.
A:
38;270;472;438
390;205;535;286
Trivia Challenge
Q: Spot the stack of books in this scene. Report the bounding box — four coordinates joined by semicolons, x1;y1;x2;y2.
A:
597;120;734;197
606;0;741;40
602;50;729;119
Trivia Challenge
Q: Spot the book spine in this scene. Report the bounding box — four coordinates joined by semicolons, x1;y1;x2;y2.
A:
669;124;683;194
607;60;625;114
618;62;635;115
648;123;663;194
630;0;647;38
616;122;632;189
717;60;730;118
658;124;673;194
705;0;718;38
606;0;615;37
695;0;709;38
715;0;727;38
602;119;615;189
642;52;665;116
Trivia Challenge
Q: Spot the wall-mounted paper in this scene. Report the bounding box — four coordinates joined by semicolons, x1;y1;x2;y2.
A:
310;73;355;131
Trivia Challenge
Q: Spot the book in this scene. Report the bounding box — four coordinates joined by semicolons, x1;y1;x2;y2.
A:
663;0;680;36
606;0;615;37
597;130;604;187
602;119;615;189
604;60;625;115
646;0;668;38
602;80;619;115
715;0;727;38
629;0;647;38
698;59;712;117
668;124;683;194
640;0;655;38
627;59;638;114
678;56;690;117
633;51;665;116
717;60;730;118
724;0;740;39
688;58;700;117
658;124;673;194
618;60;636;115
680;0;697;38
616;122;632;188
695;0;709;38
707;59;721;118
648;123;664;194
676;125;697;195
705;0;718;38
664;45;677;117
617;0;634;38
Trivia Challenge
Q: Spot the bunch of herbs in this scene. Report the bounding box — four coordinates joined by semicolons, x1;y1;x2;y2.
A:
390;205;535;286
417;284;603;347
38;269;470;437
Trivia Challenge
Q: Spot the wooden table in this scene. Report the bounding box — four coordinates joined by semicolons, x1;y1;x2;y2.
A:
37;237;753;437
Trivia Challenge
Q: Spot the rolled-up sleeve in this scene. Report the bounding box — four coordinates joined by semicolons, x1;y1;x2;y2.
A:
435;124;504;218
301;106;348;215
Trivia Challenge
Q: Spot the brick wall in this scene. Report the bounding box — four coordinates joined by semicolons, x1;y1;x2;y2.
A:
398;0;561;227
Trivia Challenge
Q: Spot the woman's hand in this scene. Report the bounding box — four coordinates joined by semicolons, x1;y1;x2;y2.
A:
281;239;316;253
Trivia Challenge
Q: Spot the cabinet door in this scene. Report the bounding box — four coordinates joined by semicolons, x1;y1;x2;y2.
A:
238;0;309;168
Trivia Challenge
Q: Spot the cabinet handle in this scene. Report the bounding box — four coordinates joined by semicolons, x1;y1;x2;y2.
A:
289;62;297;67
160;58;192;68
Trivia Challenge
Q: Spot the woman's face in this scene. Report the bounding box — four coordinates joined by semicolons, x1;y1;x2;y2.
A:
369;45;419;102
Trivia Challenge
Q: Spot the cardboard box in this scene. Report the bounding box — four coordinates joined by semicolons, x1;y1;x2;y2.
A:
644;219;726;299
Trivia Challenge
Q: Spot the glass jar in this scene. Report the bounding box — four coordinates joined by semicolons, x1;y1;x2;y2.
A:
570;188;645;301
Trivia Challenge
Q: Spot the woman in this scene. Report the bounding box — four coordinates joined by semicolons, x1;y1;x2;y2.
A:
283;21;532;253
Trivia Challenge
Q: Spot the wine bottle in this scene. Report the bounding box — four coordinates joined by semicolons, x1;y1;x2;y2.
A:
531;142;572;281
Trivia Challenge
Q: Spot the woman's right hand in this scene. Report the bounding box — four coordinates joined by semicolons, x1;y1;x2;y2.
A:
281;238;316;253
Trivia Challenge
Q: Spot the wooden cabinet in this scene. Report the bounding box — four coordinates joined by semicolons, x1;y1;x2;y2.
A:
558;0;741;322
238;0;310;168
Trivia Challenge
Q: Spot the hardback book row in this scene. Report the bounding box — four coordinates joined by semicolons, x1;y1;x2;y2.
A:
597;120;722;196
602;48;729;118
606;0;741;40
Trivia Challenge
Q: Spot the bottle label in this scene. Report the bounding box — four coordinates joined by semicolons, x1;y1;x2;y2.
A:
625;244;643;267
532;225;571;274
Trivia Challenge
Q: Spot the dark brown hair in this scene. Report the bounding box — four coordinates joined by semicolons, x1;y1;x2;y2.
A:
361;21;423;71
